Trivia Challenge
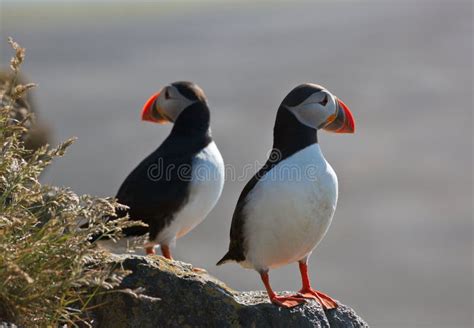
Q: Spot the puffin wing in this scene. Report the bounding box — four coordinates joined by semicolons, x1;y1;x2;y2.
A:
116;151;194;240
217;150;281;265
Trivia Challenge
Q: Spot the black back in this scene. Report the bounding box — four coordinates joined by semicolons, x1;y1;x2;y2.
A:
94;101;211;242
218;84;320;264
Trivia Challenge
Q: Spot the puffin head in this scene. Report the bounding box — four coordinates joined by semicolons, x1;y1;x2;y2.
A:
281;83;355;133
141;81;207;124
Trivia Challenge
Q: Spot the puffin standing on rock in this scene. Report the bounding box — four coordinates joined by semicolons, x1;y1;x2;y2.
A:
98;81;224;260
217;83;355;309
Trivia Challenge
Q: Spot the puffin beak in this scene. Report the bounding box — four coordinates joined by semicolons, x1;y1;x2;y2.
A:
141;92;170;124
323;98;355;133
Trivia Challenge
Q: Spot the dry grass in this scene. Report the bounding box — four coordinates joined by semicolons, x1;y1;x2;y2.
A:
0;38;138;327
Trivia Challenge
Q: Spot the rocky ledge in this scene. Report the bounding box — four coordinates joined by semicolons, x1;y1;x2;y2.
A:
90;255;368;328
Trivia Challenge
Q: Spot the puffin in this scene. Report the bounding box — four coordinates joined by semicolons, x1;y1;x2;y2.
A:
217;83;355;309
97;81;225;260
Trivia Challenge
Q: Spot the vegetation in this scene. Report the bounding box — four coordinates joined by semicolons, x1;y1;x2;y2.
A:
0;38;135;327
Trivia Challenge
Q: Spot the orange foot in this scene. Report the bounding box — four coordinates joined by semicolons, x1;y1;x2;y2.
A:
270;294;307;308
297;288;337;309
145;246;156;255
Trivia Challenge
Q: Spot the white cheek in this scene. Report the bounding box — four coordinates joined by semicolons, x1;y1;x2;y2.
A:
327;96;337;115
156;95;166;111
156;97;188;121
166;100;184;120
291;104;329;129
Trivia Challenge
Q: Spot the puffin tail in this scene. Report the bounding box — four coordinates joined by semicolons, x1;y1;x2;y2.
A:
216;252;233;266
217;244;246;265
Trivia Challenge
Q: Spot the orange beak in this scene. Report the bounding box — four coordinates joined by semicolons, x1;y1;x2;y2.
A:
323;98;355;133
141;92;170;124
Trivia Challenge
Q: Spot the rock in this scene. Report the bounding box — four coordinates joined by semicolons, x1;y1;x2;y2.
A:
0;323;17;328
90;255;368;328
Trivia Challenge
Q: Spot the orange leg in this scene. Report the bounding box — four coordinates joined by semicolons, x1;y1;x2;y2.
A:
145;246;155;255
161;245;173;260
296;261;337;309
260;271;306;308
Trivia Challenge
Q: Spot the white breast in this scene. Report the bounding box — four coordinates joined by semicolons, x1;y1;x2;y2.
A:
242;144;338;271
157;141;225;245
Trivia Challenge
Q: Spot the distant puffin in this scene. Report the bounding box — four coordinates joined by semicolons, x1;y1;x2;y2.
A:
217;83;355;309
99;81;224;260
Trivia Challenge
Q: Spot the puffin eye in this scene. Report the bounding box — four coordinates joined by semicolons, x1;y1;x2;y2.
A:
164;89;170;100
319;94;328;106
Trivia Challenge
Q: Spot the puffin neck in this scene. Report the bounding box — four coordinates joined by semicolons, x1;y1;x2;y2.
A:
272;105;317;160
170;102;211;139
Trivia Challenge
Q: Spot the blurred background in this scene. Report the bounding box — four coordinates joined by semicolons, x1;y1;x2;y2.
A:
1;0;472;327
